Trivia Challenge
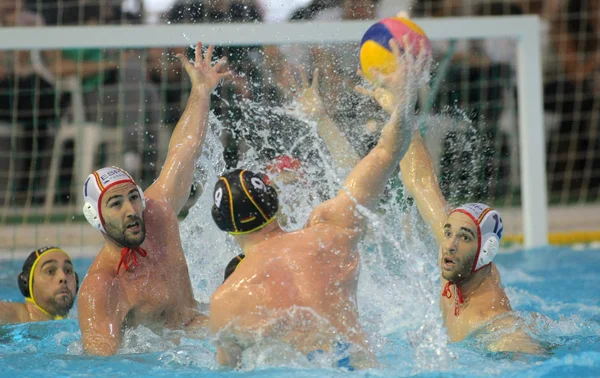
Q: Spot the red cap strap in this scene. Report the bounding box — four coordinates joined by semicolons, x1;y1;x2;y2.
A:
116;247;148;275
442;281;465;316
442;281;453;299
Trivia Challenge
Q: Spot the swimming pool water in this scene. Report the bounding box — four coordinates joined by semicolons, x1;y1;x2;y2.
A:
0;246;598;377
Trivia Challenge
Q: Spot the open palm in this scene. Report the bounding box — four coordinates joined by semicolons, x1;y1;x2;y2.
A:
178;42;232;93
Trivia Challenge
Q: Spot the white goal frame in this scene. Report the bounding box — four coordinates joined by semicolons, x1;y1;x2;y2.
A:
0;15;548;247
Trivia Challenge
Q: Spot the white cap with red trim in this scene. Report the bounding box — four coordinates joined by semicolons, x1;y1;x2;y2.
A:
263;155;304;186
82;167;145;233
450;203;504;272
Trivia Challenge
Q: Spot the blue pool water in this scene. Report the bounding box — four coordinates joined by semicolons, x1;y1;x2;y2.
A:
0;246;599;377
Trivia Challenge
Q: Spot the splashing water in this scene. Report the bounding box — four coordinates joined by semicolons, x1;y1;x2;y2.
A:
174;53;464;374
0;35;597;376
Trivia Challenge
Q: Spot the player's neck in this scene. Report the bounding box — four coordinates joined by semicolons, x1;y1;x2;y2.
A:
457;264;492;298
25;301;54;322
234;221;282;253
102;235;143;265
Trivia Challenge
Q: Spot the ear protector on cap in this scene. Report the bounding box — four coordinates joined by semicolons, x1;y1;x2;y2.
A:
82;167;146;233
83;202;103;232
477;232;499;270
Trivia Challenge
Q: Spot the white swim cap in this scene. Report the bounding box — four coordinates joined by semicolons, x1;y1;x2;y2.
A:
450;203;503;272
82;167;146;233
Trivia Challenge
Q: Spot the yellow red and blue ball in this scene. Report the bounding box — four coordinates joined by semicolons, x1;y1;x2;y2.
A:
360;17;431;81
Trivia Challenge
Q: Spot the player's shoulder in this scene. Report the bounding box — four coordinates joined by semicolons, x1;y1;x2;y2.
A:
137;195;179;237
144;194;176;218
303;221;358;246
79;267;120;301
304;215;349;235
477;295;511;322
210;282;229;303
0;301;28;323
210;280;241;324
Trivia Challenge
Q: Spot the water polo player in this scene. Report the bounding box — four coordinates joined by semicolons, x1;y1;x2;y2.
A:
219;155;304;283
399;130;544;354
209;39;424;370
337;12;544;354
0;246;77;324
77;42;232;356
357;60;544;353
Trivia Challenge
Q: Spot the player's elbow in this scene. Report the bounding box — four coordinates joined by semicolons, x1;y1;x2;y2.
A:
370;147;396;170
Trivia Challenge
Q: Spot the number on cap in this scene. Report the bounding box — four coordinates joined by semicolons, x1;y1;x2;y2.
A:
215;188;223;208
251;177;267;191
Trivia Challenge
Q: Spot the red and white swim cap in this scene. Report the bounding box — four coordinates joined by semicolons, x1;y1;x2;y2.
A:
263;155;304;185
82;167;145;233
450;203;503;272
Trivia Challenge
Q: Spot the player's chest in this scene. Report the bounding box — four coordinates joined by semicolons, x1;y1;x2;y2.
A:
442;297;488;342
122;267;187;328
121;248;183;308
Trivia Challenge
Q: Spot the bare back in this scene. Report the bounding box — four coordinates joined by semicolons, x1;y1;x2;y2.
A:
211;222;365;353
210;51;417;367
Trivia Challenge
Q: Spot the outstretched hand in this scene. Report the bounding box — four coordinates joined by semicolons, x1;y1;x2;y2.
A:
356;36;429;114
177;42;233;94
295;68;326;119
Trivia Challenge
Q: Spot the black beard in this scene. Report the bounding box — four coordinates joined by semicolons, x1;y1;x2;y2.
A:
105;216;146;248
442;254;476;283
47;291;75;316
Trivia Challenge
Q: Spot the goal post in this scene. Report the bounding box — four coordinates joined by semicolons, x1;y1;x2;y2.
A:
0;15;548;248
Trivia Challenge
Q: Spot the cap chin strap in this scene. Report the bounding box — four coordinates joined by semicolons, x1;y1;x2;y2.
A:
442;281;465;316
25;298;64;320
116;246;148;275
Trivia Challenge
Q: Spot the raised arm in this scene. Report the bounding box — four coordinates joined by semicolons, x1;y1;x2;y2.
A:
357;80;450;245
146;42;231;214
399;132;450;245
295;68;360;171
308;39;423;234
78;274;128;356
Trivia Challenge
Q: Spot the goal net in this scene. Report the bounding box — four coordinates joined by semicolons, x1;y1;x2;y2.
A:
0;1;597;256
